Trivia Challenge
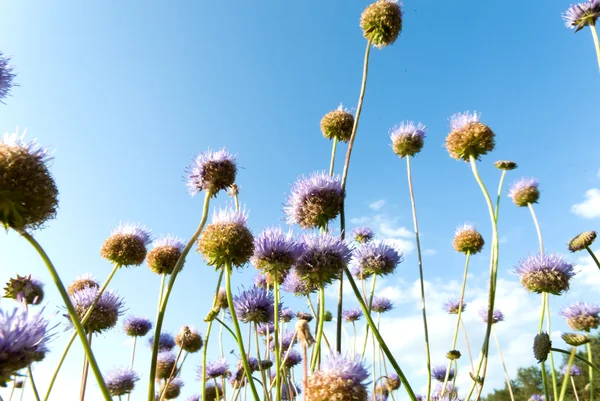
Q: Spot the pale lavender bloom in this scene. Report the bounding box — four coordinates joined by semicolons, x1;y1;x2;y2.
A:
562;364;582;376
352;227;374;244
2;131;52;163
563;0;600;31
111;222;152;245
342;308;363;322
254;274;269;289
322;352;369;384
479;308;504;324
444;299;466;314
279;331;297;351
152;235;185;251
200;358;230;379
282;349;302;368
432;365;455;382
256;322;274;336
282;269;317;296
515;253;576;295
280;308;295;322
157;351;176;366
284;171;343;226
528;395;545;401
508;178;539;200
211;205;248;226
296;232;353;285
560;302;600;319
252;227;303;270
0;52;16;103
68;287;124;333
237;356;260;372
123;315;152;337
390;121;427;141
104;367;139;396
147;332;176;352
353;240;403;277
187;396;200;401
372;297;394;313
186;148;237;195
233;286;275;324
449;111;481;131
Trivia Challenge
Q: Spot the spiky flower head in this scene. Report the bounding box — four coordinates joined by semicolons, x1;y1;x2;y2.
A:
281;308;295;322
446;111;495;161
175;325;203;353
252;227;303;275
452;223;485;254
104;367;139;396
508;178;540;207
271;331;297;352
353;227;374;244
295;319;315;348
147;332;176;352
479;308;504;324
444;299;466;314
200;358;231;379
257;322;274;336
204;382;224;401
233;286;275;324
156;351;176;379
563;0;600;32
360;0;403;49
494;160;518;170
3;275;44;305
0;306;50;386
159;378;184;400
282;349;302;369
198;206;254;269
562;332;590;346
353;240;402;278
431;365;455;382
67;273;99;295
282;269;318;296
568;231;597;252
0;52;16;102
217;288;229;310
0;130;58;230
186;148;237;196
306;353;370;401
342;308;363;323
147;235;185;275
446;350;461;360
100;222;152;267
533;332;552;363
372;297;394;313
390;121;427;158
528;395;545;401
386;373;401;391
320;104;354;142
515;253;576;295
560;302;600;331
285;172;344;229
123;315;152;337
562;364;582;376
69;287;124;334
296;232;352;287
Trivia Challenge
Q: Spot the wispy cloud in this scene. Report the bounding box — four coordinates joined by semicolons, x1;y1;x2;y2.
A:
369;199;386;211
571;188;600;219
350;213;414;254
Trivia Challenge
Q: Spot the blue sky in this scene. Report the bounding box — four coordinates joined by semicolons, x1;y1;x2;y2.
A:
1;0;600;400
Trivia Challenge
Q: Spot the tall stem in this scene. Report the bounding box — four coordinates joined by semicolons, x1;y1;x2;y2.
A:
302;344;308;401
337;39;372;353
572;376;581;401
310;283;326;372
559;347;577;401
201;271;225;401
43;331;77;401
460;320;475;372
254;323;270;401
494;170;507;222
129;336;137;368
79;332;93;401
528;203;544;254
586;247;600;271
158;347;184;401
492;326;515;401
361;275;377;357
27;366;41;401
589;23;600;72
19;231;112;401
274;273;282;401
588;334;595;401
539;293;551;401
329;137;338;177
148;191;211;400
546;295;558;401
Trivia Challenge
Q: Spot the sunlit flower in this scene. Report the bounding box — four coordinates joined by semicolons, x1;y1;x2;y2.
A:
446;111;495;161
515;253;575;295
390;121;426;158
100;222;152;266
104;367;139;396
186;148;237;196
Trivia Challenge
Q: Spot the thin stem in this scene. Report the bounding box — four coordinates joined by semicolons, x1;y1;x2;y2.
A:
546;295;558;401
589;23;600;72
492;326;515;401
371;320;377;398
329;137;338;177
220;310;225;358
302;343;308;401
572;376;581;401
27;366;41;401
461;319;475;372
125;336;137;401
148;191;211;401
202;271;225;401
274;273;282;401
588;335;595;401
19;231;112;401
559;347;577;401
539;293;551;401
361;275;377;357
586;247;600;271
310;282;326;372
254;323;271;401
8;378;16;401
158;347;184;401
528;203;544;254
551;347;600;375
352;322;357;356
79;332;93;401
43;333;77;401
337;39;372;353
494;170;507;222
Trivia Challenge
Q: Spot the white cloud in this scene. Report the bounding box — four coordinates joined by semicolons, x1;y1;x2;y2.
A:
349;214;415;254
571;188;600;219
369;199;386;211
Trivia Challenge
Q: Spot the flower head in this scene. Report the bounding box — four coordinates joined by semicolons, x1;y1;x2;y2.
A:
562;332;590;346
431;365;455;382
568;231;597;252
372;297;394;313
563;0;600;32
69;287;124;334
217;288;229;310
282;269;318;296
67;273;99;296
147;235;185;275
123;315;152;337
175;325;203;353
233;286;275;324
452;223;485;254
386;373;401;391
353;227;374;244
204;382;224;401
494;160;518;170
156;351;176;379
533;332;552;363
282;381;301;400
159;377;184;400
528;395;545;401
515;253;576;295
295;319;315;347
343;308;363;323
257;322;274;336
360;0;403;49
282;349;303;369
200;358;230;379
252;227;303;275
508;178;540;207
0;52;16;103
104;367;139;396
296;311;314;322
390;121;427;158
320;104;354;142
562;364;582;376
281;308;295;322
148;332;176;352
3;275;44;305
306;353;369;401
186;148;237;196
272;331;297;352
100;222;152;266
446;111;495;161
296;232;353;287
479;308;504;324
444;299;466;314
353;240;402;278
285;172;344;229
560;302;600;331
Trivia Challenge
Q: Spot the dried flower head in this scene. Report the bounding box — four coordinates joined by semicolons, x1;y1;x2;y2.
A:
360;0;403;49
175;325;203;353
295;319;315;348
3;275;44;305
105;367;139;396
561;332;591;346
123;315;152;337
390;121;427;158
306;353;370;401
252;227;303;275
295;232;352;287
515;253;576;295
444;299;466;314
533;332;552;363
296;312;313;322
560;302;600;331
479;308;504;324
568;231;597;252
446;111;495;161
342;308;363;323
386;373;401;391
204;382;224;401
186;148;237;196
372;297;394;313
216;288;229;310
147;332;176;352
147;235;185;275
282;269;318;296
494;160;518;170
431;365;455;382
100;222;152;267
233;286;275;324
354;240;402;277
69;287;124;334
353;227;374;244
508;178;540;207
67;274;99;295
0;52;16;103
452;223;485;254
563;0;600;32
320;104;354;142
159;378;184;399
280;308;295;322
200;358;230;379
156;351;177;379
0;130;58;230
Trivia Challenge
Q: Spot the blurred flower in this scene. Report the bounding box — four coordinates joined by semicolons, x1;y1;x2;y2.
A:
204;382;224;401
390;121;427;158
104;367;139;396
186;148;237;196
353;240;402;278
560;302;600;331
147;332;176;352
494;160;518;170
533;332;552;363
100;222;152;266
446;111;495;161
147;235;185;275
0;52;16;102
306;353;369;401
528;394;545;401
295;232;352;287
372;297;394;314
562;332;590;346
568;231;597;252
342;308;363;323
479;308;504;324
353;227;374;244
360;0;403;48
515;253;575;295
386;373;401;391
257;322;274;336
159;378;183;400
281;381;301;400
563;0;600;31
431;365;455;382
67;273;99;296
200;358;230;379
444;299;466;314
123;315;152;337
320;104;354;142
562;364;582;376
175;325;203;353
156;352;176;379
282;349;302;369
69;287;124;334
3;275;44;305
280;308;295;322
508;178;540;207
252;227;303;275
452;223;484;254
233;286;275;324
295;319;315;347
282;269;318;296
296;312;313;322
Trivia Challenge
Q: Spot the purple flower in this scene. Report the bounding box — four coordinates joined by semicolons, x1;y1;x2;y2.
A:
280;308;295;322
211;206;248;226
252;227;303;273
69;287;124;334
238;356;260;372
449;111;481;131
276;331;298;352
281;381;301;400
515;253;576;295
200;358;230;379
508;178;540;207
110;222;153;246
147;332;176;352
563;0;600;31
233;286;275;324
352;227;374;244
256;322;274;336
322;353;369;384
444;299;466;314
431;364;455;382
282;349;302;368
479;308;504;324
104;367;139;396
186;148;237;196
254;274;269;289
152;235;185;252
0;52;16;103
282;269;318;296
187;396;200;401
295;232;353;286
562;364;582;376
390;121;427;157
353;240;403;277
372;297;394;314
342;308;363;323
560;302;600;331
123;315;152;337
528;395;545;401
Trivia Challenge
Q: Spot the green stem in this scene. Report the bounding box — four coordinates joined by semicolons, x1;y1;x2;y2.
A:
274;273;282;401
352;322;357;356
129;336;137;368
220;310;225;358
461;319;475;372
254;323;270;401
158;347;184;401
329;137;338;177
572;375;581;401
79;331;92;401
551;347;600;375
202;271;225;401
148;190;211;401
310;282;326;372
559;347;577;401
19;231;112;401
43;332;77;401
528;203;544;254
586;247;600;271
539;293;551;401
588;336;595;401
27;366;41;401
361;275;377;357
492;326;515;401
546;295;558;401
215;317;238;342
589;23;600;72
494;170;507;222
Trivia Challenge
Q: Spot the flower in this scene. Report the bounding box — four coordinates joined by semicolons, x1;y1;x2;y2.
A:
69;287;124;334
452;223;485;254
561;332;590;346
282;269;318;296
156;352;176;379
533;332;552;363
446;350;461;360
444;299;466;314
446;111;495;161
67;273;99;295
562;364;582;376
147;235;185;275
390;121;427;158
175;325;203;353
360;0;403;49
233;286;275;324
148;332;176;352
568;231;597;252
515;253;576;295
198;206;254;268
372;297;394;313
563;0;600;32
104;367;139;396
0;52;16;103
123;315;152;337
257;322;274;336
0;130;58;230
216;288;229;310
0;306;50;386
561;302;600;331
3;275;44;305
282;349;302;369
386;373;401;390
320;104;354;142
342;308;363;323
353;240;402;278
281;308;295;322
204;382;224;401
431;365;455;382
100;222;152;266
200;358;230;379
272;331;297;352
479;308;504;324
186;148;237;196
306;353;369;401
282;381;301;400
159;378;184;400
528;394;545;401
285;172;344;229
296;312;314;322
353;227;374;244
295;232;353;287
508;178;540;207
494;160;518;170
252;227;303;275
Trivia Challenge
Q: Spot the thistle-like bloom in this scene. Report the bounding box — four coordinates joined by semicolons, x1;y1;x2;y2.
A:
508;178;540;207
285;172;344;229
306;353;370;401
67;273;99;295
100;222;152;267
282;349;303;369
147;332;176;352
446;111;495;161
156;351;176;379
0;306;50;386
560;302;600;331
69;287;124;334
353;240;402;278
0;130;58;230
494;160;518;170
281;307;295;322
175;325;203;353
159;378;184;400
233;286;275;324
320;104;355;142
433;383;459;399
282;269;318;296
343;308;363;323
562;364;582;376
562;332;590;346
295;232;353;287
568;231;597;252
353;227;374;244
186;148;237;196
529;394;545;401
197;206;254;268
479;308;504;324
252;227;303;275
200;358;230;379
282;381;301;401
360;0;403;48
563;0;600;31
444;299;466;314
104;367;139;396
204;382;224;401
372;297;394;313
390;121;427;158
257;322;274;336
431;365;455;382
271;331;297;352
3;275;44;305
452;223;485;254
123;315;152;337
0;52;16;103
533;332;552;363
239;356;260;372
515;253;576;295
147;235;185;275
386;373;401;391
